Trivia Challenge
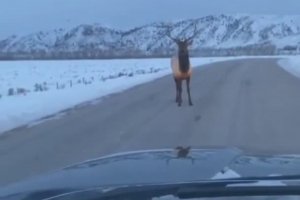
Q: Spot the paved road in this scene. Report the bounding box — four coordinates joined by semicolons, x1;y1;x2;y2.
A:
1;58;300;186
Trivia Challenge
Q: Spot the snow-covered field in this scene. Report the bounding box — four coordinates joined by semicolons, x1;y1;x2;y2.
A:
278;56;300;78
0;56;289;134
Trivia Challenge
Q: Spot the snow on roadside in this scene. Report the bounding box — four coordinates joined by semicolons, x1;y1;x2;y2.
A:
0;56;278;134
278;56;300;78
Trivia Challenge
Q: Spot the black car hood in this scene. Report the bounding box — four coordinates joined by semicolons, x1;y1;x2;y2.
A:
2;147;300;199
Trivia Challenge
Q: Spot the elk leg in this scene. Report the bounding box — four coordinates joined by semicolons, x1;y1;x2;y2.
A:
174;77;179;103
178;79;183;107
186;77;193;106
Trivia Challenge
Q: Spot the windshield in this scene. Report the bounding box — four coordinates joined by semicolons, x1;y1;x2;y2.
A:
1;0;300;199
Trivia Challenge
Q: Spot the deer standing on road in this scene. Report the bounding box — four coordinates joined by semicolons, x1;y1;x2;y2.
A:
165;24;198;106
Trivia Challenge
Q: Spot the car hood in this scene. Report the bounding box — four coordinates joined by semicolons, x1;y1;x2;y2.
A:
2;147;300;199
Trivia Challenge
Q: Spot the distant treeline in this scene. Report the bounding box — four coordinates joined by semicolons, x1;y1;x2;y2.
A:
0;44;299;60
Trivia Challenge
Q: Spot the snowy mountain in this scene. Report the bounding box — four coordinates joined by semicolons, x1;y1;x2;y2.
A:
1;29;67;52
1;14;300;58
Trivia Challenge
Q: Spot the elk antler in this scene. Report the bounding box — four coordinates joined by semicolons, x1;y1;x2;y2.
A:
185;22;200;43
158;23;180;43
159;22;199;44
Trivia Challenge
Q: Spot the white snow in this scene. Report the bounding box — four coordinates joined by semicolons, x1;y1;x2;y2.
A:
273;35;300;49
211;167;241;180
278;56;300;78
153;195;180;200
0;56;280;134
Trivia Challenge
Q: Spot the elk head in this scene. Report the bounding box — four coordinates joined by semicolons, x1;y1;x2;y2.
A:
164;22;199;54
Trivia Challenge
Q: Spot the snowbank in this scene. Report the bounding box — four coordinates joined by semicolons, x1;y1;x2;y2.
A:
278;56;300;78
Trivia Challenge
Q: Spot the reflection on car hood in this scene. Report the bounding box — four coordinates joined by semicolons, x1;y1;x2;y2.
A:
2;147;300;199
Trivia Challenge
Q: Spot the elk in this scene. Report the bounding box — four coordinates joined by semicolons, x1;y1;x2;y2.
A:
165;24;198;106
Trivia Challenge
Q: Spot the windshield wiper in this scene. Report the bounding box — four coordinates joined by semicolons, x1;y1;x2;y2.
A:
218;174;300;181
176;174;300;198
178;185;300;199
44;175;300;200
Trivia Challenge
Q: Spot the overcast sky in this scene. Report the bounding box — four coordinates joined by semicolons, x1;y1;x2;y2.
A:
1;0;300;38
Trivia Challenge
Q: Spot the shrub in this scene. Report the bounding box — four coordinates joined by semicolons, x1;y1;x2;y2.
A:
17;88;27;95
8;88;14;96
128;73;134;77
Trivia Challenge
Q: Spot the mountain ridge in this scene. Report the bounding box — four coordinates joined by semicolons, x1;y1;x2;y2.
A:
1;14;300;58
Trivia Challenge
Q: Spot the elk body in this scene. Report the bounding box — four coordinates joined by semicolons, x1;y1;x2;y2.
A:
166;25;198;106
